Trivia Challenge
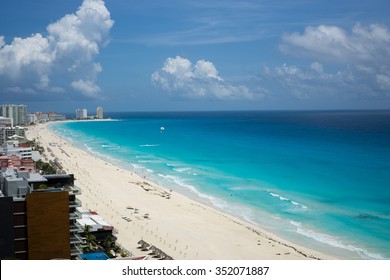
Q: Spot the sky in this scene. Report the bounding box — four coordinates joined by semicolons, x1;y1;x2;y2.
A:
1;0;390;113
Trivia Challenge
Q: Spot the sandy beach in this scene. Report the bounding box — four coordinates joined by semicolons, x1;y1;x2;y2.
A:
26;121;332;260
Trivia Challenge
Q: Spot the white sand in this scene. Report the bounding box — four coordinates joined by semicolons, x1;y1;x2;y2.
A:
26;122;332;260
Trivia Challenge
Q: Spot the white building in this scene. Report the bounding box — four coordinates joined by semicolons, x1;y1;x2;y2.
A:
75;108;87;119
0;126;26;146
1;140;41;161
0;104;27;126
49;113;66;121
96;107;103;119
27;114;37;124
0;117;13;127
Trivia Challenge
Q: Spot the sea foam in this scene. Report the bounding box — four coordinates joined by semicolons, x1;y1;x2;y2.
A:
289;221;383;259
269;191;308;210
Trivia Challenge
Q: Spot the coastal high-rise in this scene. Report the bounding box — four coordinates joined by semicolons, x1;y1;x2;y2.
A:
96;107;103;119
0;171;83;260
0;104;27;126
75;108;87;120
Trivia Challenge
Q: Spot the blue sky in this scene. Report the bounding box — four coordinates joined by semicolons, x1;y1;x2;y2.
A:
1;0;390;113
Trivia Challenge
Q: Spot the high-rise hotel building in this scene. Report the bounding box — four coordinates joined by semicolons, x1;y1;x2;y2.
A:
0;171;83;259
96;106;103;119
75;108;87;120
0;104;27;126
0;104;27;146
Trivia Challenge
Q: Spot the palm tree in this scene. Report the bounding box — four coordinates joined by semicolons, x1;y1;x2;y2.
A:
102;236;114;250
82;225;97;252
85;234;97;252
83;224;92;234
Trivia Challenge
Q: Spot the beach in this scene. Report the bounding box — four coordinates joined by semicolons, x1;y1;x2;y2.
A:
26;121;331;260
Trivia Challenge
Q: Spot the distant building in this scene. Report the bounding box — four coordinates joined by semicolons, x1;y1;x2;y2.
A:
0;126;26;146
27;114;37;124
0;140;41;162
96;107;103;119
75;108;88;120
0;155;36;173
0;117;13;127
0;171;83;259
35;112;66;123
0;104;27;126
48;113;66;122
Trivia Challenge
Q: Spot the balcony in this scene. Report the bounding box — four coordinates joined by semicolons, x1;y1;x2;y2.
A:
70;233;83;244
70;222;83;233
68;185;81;196
69;197;82;208
30;184;81;195
70;244;83;257
69;211;81;220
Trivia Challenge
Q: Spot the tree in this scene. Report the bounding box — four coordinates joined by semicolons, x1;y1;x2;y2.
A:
36;160;56;174
82;225;97;253
102;236;116;257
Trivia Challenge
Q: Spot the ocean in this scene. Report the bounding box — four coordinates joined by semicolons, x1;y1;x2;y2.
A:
50;110;390;259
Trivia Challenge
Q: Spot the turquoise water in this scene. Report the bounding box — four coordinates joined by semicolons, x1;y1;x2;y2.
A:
51;111;390;259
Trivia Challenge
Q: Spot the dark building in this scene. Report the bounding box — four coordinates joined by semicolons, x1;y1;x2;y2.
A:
0;170;82;259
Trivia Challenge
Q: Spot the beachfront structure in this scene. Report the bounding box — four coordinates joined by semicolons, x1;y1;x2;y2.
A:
27;114;37;124
29;112;66;123
49;113;66;121
0;126;26;146
75;108;88;120
97;106;103;119
0;104;27;126
0;117;13;127
0;141;41;162
0;155;36;173
33;112;66;123
0;171;83;259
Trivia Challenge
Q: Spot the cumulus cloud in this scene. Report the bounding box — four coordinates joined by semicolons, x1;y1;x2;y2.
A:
71;79;101;98
0;0;113;98
152;56;258;100
261;62;390;100
269;23;390;99
280;23;390;65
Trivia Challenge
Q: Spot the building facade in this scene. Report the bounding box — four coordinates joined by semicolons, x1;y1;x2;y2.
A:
0;117;13;127
96;107;103;119
0;105;27;126
75;108;87;120
0;126;26;146
0;171;83;259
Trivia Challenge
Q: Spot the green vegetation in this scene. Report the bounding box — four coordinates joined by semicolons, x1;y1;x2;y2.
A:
38;183;48;190
26;139;55;174
36;160;56;174
80;225;128;258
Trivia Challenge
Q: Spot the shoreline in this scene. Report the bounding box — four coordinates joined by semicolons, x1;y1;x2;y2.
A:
26;121;333;260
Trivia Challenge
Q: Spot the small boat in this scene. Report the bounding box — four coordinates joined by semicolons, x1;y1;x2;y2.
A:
160;127;165;133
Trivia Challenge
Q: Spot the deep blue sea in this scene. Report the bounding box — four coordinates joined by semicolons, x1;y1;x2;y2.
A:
51;111;390;259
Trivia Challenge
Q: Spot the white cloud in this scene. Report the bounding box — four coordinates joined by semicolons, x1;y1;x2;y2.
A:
310;62;324;74
376;73;390;91
281;23;390;65
152;56;258;100
71;79;101;98
273;23;390;100
261;62;390;100
0;0;113;98
0;33;52;80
